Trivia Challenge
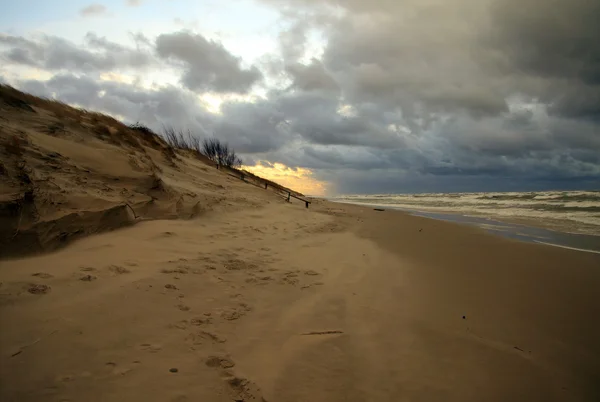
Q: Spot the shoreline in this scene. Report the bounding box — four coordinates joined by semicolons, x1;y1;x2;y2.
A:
2;199;600;401
328;199;600;253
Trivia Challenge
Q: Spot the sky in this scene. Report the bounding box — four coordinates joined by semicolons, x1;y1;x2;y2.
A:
1;0;599;195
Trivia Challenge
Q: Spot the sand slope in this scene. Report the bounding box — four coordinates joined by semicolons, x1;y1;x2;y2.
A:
1;85;298;258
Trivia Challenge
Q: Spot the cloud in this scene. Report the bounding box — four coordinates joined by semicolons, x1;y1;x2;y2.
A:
0;33;154;72
285;59;338;92
155;32;263;93
127;0;142;5
16;73;290;154
248;0;600;190
262;0;600;123
80;3;108;17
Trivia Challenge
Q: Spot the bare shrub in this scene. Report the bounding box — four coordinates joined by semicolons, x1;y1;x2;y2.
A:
201;138;242;168
129;122;155;137
163;126;189;149
128;123;165;148
161;127;241;168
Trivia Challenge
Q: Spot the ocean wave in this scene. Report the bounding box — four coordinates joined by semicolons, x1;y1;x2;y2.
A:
333;190;600;235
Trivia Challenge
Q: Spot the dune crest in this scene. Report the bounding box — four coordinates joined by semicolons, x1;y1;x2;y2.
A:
0;85;299;258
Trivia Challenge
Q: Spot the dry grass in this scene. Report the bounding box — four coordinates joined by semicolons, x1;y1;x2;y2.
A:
129;123;167;149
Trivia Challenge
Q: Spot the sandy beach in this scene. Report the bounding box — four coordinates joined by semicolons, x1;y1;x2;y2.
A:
2;86;600;401
2;199;600;401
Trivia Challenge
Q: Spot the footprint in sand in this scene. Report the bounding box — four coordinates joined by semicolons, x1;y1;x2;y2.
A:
106;361;141;376
280;271;300;286
198;255;218;264
139;343;162;353
168;320;189;330
109;265;131;275
79;275;97;282
27;284;51;294
301;281;324;290
160;268;188;274
177;304;191;311
186;330;226;345
31;272;53;279
223;259;257;271
167;258;188;263
217;369;264;401
80;266;97;272
190;316;212;326
205;355;235;369
220;303;252;321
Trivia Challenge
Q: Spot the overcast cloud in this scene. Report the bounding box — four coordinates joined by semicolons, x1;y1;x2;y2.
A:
1;0;599;194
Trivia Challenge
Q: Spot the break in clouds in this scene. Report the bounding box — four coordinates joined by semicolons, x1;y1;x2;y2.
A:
1;0;599;194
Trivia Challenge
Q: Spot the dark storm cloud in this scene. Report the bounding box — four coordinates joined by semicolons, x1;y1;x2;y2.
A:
80;4;108;17
155;32;263;93
487;0;600;85
264;0;600;122
285;59;339;92
17;74;288;154
317;5;509;122
212;100;291;152
249;0;600;191
0;33;153;72
484;0;600;120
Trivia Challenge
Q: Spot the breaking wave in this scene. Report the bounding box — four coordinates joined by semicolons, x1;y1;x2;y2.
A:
333;190;600;236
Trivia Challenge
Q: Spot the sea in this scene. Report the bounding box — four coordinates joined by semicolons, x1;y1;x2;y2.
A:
331;190;600;254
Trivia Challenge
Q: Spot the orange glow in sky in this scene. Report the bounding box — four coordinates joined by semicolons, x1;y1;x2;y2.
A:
243;161;329;196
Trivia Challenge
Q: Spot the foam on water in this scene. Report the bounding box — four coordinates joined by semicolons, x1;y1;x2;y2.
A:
333;190;600;236
533;241;600;255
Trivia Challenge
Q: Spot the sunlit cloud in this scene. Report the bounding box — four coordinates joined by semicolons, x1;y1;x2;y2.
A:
99;72;135;85
243;161;329;196
199;92;262;114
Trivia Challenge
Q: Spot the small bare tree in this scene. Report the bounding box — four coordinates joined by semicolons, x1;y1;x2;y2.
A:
161;127;241;168
162;127;203;154
201;138;242;168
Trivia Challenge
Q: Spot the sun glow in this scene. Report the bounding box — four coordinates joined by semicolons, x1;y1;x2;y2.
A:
243;161;329;196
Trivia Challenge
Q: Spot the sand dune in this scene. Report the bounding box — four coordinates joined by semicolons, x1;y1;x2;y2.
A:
0;85;299;258
2;87;600;401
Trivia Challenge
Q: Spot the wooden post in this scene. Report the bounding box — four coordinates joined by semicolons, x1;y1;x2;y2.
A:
305;201;309;208
265;183;268;189
287;192;291;202
216;163;219;170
